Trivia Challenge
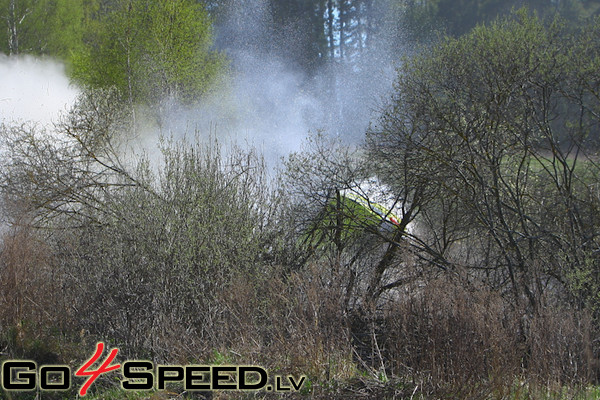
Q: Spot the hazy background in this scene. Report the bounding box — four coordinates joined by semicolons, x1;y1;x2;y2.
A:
0;0;398;167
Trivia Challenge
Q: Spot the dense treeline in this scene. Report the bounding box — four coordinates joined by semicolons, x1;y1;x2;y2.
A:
398;0;600;39
4;1;600;91
1;1;600;399
206;0;600;71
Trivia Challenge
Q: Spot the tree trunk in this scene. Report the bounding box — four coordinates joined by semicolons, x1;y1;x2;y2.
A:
8;0;19;55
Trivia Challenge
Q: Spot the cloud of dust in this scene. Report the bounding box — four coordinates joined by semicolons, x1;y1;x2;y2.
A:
0;55;79;126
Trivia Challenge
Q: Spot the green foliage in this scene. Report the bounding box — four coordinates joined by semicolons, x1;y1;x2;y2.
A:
70;0;227;106
0;0;85;57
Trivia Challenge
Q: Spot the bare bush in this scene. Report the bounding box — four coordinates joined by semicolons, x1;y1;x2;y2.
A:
382;275;597;398
0;223;67;363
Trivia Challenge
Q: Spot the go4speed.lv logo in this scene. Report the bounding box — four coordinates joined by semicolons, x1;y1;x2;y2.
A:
1;342;306;396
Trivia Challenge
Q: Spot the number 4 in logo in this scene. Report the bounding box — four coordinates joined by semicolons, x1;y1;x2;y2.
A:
75;342;121;396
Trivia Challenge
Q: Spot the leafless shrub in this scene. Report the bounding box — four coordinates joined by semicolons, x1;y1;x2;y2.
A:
527;304;597;386
0;223;67;362
380;275;598;398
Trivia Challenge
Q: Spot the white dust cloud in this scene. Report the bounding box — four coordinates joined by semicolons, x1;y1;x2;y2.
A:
0;55;79;126
154;0;397;166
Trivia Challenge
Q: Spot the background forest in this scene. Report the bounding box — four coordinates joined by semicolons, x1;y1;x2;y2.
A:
1;0;600;399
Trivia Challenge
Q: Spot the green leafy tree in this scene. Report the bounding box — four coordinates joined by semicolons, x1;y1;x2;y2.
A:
0;0;85;57
71;0;226;107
